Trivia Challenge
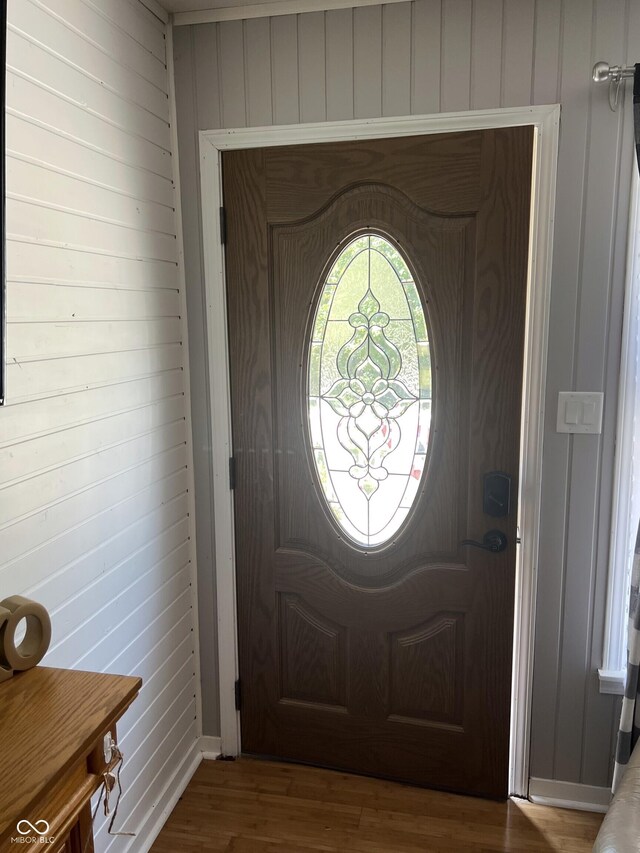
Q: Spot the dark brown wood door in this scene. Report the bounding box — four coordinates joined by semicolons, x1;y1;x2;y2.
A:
223;127;533;799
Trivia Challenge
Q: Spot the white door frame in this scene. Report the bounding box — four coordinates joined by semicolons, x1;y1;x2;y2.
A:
199;104;560;797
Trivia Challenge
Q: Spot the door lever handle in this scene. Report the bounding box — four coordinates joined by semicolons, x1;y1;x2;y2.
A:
460;529;508;553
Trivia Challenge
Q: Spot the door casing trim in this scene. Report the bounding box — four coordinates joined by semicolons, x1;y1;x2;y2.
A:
198;104;560;797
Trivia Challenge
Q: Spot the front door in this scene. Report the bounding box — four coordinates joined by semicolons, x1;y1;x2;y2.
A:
223;127;533;799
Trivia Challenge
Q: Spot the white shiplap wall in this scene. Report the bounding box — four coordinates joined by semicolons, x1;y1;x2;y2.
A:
173;0;638;789
1;0;200;849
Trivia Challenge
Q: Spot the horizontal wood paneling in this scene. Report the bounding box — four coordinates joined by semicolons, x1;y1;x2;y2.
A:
0;371;185;444
7;115;175;208
35;0;168;88
91;0;167;62
6;157;176;236
7;319;181;361
7;238;178;289
0;396;185;486
104;708;198;850
0;418;186;534
7;27;170;134
7;282;180;322
1;3;198;853
173;0;633;787
0;444;187;552
9;1;170;120
6;73;173;178
1;468;191;590
51;563;192;670
5;345;185;404
7;199;177;263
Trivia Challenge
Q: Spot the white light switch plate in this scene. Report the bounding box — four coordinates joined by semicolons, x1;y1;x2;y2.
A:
557;392;604;434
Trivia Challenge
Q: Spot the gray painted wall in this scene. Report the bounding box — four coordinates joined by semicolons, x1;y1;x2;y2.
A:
173;0;638;786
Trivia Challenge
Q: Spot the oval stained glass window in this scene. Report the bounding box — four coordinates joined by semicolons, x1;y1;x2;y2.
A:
307;233;432;547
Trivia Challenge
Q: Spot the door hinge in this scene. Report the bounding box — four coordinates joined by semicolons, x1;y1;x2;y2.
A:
229;456;236;491
234;678;242;711
220;206;227;245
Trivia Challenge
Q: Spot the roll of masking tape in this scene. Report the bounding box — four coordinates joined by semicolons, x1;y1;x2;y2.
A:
0;595;51;675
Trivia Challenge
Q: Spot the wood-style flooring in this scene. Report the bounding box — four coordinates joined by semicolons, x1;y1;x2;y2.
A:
150;758;603;852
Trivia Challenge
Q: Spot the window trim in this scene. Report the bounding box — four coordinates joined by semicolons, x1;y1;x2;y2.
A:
599;168;640;696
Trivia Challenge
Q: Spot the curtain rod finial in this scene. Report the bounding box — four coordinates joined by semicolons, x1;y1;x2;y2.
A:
593;61;612;83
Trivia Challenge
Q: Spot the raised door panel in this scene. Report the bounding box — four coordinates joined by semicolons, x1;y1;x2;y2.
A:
278;593;347;710
389;612;465;727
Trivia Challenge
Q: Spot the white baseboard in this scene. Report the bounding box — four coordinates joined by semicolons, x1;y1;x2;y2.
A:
200;735;222;760
528;777;611;813
128;736;222;853
129;741;202;853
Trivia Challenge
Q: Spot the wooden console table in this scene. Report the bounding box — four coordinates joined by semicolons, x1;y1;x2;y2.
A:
0;667;141;853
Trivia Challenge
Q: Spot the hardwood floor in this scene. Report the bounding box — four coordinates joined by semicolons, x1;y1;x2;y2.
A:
151;758;603;852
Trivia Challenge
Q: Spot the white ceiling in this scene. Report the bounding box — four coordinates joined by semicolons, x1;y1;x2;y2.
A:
164;0;405;23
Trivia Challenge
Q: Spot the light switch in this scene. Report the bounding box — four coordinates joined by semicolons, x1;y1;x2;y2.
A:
557;392;604;434
565;400;580;424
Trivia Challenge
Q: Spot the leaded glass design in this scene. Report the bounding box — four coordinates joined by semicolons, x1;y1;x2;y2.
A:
307;233;432;547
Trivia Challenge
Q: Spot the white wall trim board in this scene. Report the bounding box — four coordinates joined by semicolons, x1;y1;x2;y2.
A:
200;128;242;757
598;668;626;696
198;106;558;150
127;737;221;851
200;735;223;759
528;778;611;814
165;20;204;741
509;111;559;798
128;741;202;853
140;0;170;24
172;0;410;26
198;104;560;797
